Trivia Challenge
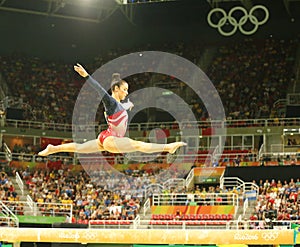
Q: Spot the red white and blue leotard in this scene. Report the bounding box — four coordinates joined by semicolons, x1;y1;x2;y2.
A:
98;110;128;144
86;75;131;145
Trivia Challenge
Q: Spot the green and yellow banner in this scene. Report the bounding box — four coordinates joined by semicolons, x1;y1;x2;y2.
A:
292;223;300;244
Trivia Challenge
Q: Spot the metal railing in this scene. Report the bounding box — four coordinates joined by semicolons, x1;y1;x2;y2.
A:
9;152;75;165
233;220;300;230
2;151;210;166
133;215;140;229
26;195;38;216
185;168;194;189
89;219;135;229
15;172;24;196
152;193;239;206
243;198;249;217
143;198;151;216
3;117;300;133
1;200;73;219
3;142;12;161
271;144;284;153
220;177;259;196
217;152;258;162
162;178;186;191
0;200;19;227
5;119;75;132
244;182;259;198
87;219;299;230
220;177;258;217
259;151;299;162
144;184;164;199
258;143;265;161
3;150;293;167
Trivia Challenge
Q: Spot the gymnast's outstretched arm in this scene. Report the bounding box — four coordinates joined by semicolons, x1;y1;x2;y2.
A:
74;63;117;111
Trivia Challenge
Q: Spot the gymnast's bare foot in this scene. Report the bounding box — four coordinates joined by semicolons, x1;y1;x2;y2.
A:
38;144;57;156
167;142;187;154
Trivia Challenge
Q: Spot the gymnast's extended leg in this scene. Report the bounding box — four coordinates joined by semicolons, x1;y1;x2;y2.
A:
38;139;104;156
102;136;186;154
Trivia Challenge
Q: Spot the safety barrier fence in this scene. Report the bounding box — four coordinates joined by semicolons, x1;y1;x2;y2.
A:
26;195;38;216
0;200;19;227
15;172;24;196
1;151;258;166
86;219;300;230
1;200;73;219
220;177;259;197
3;117;300;133
152;192;239;206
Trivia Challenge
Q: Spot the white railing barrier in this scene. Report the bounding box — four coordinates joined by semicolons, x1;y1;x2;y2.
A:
9;152;75;165
219;171;224;187
212;145;220;165
1;151;290;167
220;177;244;191
185;168;194;189
243;198;249;216
0;216;17;227
3;142;12;161
26;195;37;216
15;172;24;196
234;196;239;216
237;214;242;229
144;184;163;200
2;200;73;219
4;117;300;133
220;177;258;207
5;152;211;166
221;177;258;195
133;215;140;229
89;219;135;229
0;200;19;227
259;151;299;162
258;143;264;161
152;193;239;207
143;198;151;216
85;219;300;230
271;144;284;153
163;178;186;191
244;182;259;198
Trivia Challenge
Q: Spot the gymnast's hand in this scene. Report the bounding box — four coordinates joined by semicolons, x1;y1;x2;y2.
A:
74;63;89;77
127;99;134;111
122;99;134;111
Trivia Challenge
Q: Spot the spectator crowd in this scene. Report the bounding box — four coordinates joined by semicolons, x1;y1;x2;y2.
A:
250;178;300;227
1;38;298;124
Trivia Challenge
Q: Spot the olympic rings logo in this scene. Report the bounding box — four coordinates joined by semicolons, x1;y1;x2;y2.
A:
84;232;97;240
207;5;269;36
261;231;279;241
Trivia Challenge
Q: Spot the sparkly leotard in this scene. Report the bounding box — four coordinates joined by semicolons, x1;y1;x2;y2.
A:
86;75;129;144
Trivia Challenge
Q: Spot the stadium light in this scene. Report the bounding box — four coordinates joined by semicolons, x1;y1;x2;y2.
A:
117;0;177;5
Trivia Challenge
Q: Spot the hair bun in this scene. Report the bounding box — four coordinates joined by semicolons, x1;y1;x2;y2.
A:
112;73;121;82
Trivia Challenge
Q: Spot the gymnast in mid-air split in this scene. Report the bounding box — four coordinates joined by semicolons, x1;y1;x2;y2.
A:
38;63;186;157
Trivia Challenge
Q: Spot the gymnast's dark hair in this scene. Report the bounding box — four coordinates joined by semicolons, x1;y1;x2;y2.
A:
111;73;126;91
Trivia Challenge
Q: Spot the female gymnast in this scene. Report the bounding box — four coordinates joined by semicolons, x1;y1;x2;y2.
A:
38;63;186;156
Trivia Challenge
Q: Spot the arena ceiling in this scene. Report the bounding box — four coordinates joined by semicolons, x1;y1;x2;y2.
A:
1;0;299;61
0;0;300;23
